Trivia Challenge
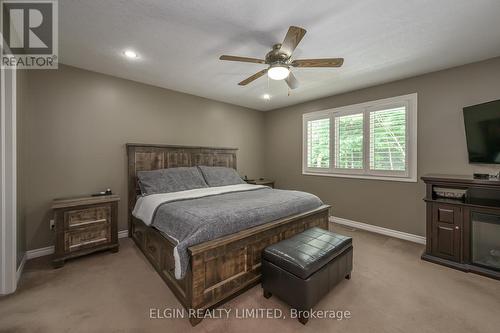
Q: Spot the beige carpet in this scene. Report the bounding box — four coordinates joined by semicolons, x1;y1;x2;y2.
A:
1;224;499;333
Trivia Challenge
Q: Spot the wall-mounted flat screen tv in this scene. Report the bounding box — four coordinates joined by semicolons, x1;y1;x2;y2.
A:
463;100;500;164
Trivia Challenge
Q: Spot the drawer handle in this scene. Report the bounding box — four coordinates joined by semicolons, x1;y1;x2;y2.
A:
70;218;107;227
69;237;107;249
455;226;460;230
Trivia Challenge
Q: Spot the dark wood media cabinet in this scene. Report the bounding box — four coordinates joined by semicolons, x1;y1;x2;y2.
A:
422;174;500;280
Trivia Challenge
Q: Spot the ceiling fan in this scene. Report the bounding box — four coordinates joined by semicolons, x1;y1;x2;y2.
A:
219;26;344;90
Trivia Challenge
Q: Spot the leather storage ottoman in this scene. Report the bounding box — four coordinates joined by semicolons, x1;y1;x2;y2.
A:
261;227;353;324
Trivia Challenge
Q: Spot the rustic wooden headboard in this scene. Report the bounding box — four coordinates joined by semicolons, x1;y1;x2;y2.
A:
126;143;238;231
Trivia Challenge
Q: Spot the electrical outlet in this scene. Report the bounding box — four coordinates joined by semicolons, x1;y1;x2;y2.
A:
49;219;55;230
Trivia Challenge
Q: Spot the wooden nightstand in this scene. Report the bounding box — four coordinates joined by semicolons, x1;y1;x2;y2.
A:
245;178;275;188
52;195;120;268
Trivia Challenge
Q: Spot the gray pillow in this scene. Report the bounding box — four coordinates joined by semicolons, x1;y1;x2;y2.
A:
137;167;208;195
197;166;245;187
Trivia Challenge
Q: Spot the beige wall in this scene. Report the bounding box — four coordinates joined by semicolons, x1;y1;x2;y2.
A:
264;57;500;236
21;65;265;250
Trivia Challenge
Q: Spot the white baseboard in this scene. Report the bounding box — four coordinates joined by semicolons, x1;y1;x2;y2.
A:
16;253;27;282
26;229;129;260
26;245;55;260
330;216;426;245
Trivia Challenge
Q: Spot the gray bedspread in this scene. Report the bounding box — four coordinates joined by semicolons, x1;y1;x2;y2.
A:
151;187;323;279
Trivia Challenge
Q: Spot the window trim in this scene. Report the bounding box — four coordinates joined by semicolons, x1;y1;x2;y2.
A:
302;93;417;182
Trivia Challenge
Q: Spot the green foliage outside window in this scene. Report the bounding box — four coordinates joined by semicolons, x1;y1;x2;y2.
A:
336;114;363;169
370;108;406;171
307;119;329;168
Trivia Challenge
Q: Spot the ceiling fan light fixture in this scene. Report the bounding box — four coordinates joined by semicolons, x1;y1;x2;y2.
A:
267;65;289;80
219;26;343;89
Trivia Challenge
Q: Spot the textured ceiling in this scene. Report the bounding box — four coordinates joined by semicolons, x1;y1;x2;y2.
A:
59;0;500;111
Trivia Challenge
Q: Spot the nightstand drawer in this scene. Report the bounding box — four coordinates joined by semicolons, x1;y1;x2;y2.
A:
65;205;110;229
64;224;111;252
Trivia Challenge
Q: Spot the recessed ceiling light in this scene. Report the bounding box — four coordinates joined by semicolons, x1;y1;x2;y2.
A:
262;94;271;100
123;50;138;59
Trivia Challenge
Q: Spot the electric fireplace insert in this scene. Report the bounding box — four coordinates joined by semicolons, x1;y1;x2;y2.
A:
472;212;500;271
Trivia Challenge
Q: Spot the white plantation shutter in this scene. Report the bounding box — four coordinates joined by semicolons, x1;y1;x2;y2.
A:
369;106;407;172
303;94;416;181
306;118;330;168
335;113;363;169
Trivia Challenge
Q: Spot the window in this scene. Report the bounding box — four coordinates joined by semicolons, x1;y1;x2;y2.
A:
335;113;363;169
369;106;406;172
306;118;330;168
303;93;417;182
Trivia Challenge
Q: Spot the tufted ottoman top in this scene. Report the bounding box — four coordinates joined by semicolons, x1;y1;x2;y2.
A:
262;227;352;279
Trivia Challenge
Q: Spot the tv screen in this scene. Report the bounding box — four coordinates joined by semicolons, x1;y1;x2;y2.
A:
463;100;500;164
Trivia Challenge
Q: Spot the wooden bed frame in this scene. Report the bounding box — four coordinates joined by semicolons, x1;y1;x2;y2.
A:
127;143;330;325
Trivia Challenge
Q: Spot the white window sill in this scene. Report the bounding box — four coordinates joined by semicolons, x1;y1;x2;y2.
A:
302;171;417;183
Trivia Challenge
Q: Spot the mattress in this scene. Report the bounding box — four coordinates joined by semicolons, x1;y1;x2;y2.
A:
133;184;323;279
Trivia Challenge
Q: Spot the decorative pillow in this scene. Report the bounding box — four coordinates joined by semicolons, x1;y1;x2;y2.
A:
137;167;208;195
197;166;245;187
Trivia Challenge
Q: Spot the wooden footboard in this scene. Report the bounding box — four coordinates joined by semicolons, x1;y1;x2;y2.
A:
130;205;330;317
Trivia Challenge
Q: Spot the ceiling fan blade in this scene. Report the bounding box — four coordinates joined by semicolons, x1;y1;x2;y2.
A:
291;58;344;67
285;72;299;90
280;26;307;56
238;69;268;86
219;55;266;64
